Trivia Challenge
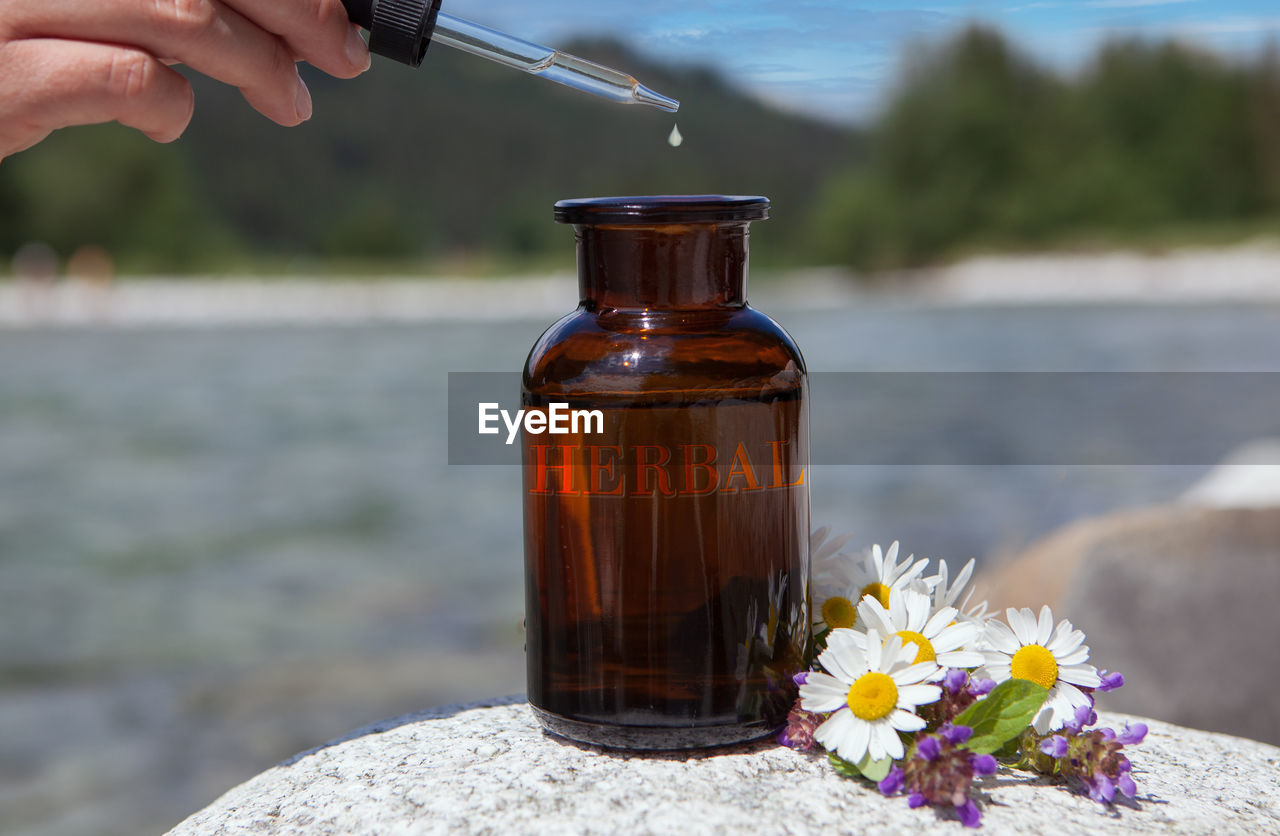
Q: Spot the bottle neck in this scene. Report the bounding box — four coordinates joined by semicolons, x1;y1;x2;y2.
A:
575;223;750;311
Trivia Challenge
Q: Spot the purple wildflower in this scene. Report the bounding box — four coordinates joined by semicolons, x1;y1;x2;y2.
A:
1096;670;1124;692
1040;735;1069;758
1089;774;1117;804
943;668;969;695
972;754;998;776
792;671;809;687
957;799;982;828
879;766;905;796
921;670;996;728
1026;709;1145;805
881;727;993;827
971;678;996;696
1064;703;1097;733
778;698;824;751
1117;723;1148;746
941;723;973;745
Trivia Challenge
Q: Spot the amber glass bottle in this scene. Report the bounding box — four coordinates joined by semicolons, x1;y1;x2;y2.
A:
522;196;809;749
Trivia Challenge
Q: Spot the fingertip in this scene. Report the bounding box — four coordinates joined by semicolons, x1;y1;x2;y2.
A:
346;24;372;75
145;80;195;143
294;71;313;123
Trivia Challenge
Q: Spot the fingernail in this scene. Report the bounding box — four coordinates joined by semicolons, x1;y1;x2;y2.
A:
295;72;313;122
346;24;371;72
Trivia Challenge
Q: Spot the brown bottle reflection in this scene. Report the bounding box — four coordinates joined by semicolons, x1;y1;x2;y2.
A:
522;197;810;749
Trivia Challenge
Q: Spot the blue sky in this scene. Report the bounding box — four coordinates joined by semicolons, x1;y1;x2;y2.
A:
452;0;1280;122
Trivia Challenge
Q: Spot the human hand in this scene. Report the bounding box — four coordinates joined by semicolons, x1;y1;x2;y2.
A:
0;0;370;161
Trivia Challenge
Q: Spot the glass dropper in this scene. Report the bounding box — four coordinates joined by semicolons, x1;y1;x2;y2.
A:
342;0;679;112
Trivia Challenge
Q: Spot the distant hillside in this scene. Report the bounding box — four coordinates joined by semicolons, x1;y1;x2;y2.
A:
8;27;1280;276
0;39;857;272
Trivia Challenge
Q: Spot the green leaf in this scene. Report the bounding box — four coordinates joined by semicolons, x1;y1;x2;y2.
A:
993;736;1022;761
953;679;1048;755
827;751;894;782
856;751;894;782
828;752;861;778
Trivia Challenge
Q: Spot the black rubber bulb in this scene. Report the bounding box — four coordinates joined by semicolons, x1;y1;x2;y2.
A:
341;0;442;68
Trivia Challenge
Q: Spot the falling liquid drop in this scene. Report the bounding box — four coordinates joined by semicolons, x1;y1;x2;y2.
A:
668;123;683;148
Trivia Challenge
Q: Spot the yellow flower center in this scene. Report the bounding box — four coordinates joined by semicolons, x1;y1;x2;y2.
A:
1011;644;1058;689
821;596;856;629
860;582;891;608
847;671;898;721
895;630;936;664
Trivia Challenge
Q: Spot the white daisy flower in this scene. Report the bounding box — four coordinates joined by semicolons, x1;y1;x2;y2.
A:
981;606;1103;734
928;557;978;615
813;541;931;632
925;557;994;643
810;525;854;578
799;629;941;762
853;587;986;670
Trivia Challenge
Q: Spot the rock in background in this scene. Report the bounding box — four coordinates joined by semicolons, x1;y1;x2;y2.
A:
980;495;1280;746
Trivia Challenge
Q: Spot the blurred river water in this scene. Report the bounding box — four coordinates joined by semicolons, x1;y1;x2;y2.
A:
4;296;1280;834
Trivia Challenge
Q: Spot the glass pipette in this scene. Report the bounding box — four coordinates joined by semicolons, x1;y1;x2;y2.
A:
342;0;679;112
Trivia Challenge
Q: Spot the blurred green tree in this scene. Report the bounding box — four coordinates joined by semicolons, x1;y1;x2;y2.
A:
0;126;235;272
811;26;1280;271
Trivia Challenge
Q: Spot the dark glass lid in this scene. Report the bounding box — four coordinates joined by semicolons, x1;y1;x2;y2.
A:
554;195;770;225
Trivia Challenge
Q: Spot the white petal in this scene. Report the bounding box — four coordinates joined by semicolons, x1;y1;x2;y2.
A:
1045;621;1078;654
891;660;940;686
1037;606;1056;645
843;630;870;652
799;673;850;712
985;619;1021;654
981;664;1012;683
818;632;866;683
877;722;906;760
857;598;894;636
867;723;887;761
1055;646;1091;666
896;557;931;588
845;713;871;762
945;559;976;608
1058;663;1102;688
1033;695;1064;734
868;631;891;671
937;649;986;669
889;708;927;732
930;621;977;652
929;562;949;599
887;589;908;625
896;684;941;707
812;527;853;563
890;642;920;671
1008;608;1036;645
815;709;858;758
923;606;960;639
904;589;930;631
1057;681;1092;711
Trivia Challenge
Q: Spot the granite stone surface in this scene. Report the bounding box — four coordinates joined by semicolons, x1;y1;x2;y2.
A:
170;697;1280;835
